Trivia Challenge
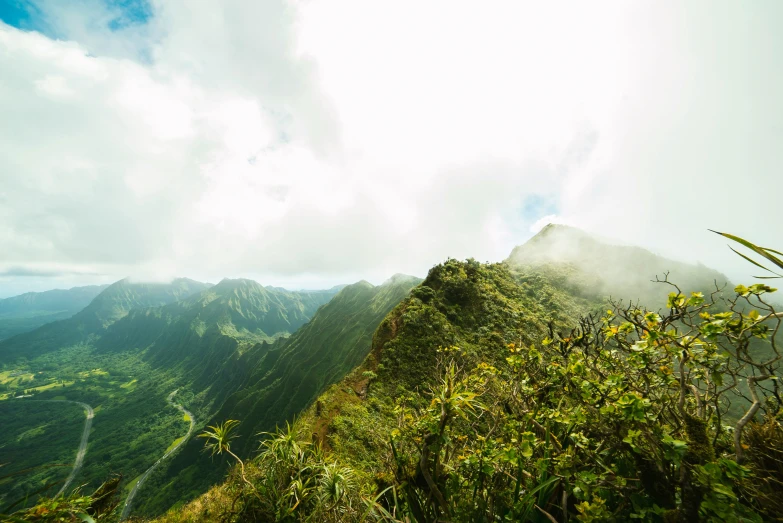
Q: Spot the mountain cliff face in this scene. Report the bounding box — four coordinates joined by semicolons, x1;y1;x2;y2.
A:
218;274;422;451
75;278;214;331
0;284;109;340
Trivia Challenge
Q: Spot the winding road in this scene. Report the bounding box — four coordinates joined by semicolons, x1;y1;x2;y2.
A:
55;401;94;496
120;390;195;521
12;398;94;497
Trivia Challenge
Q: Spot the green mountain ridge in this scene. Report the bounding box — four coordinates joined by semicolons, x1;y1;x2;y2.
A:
77;278;214;331
151;257;604;522
98;278;338;356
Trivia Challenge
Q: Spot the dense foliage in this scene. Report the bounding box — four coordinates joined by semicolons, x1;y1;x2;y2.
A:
382;278;780;522
0;402;85;508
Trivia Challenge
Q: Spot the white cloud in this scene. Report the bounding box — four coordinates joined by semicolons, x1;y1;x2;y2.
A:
0;0;782;297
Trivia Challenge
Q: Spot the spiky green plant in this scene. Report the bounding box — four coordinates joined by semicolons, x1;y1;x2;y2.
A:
198;420;255;493
712;230;783;279
199;419;240;458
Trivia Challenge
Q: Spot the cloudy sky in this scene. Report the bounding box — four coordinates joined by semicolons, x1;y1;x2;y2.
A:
0;0;781;297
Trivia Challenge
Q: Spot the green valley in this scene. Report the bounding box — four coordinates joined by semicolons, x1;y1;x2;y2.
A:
0;277;342;516
128;274;421;517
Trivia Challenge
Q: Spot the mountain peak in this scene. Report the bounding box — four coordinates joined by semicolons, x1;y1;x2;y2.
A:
534;222;579;235
381;273;421;286
508;225;731;307
214;278;264;291
79;277;212;329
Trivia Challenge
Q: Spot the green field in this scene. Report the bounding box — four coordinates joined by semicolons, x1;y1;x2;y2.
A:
0;401;85;509
0;345;194;512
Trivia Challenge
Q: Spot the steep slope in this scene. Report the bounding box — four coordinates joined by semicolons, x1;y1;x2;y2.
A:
132;274;421;517
220;273;422;451
507;224;732;307
0;278;211;363
0;284;109;340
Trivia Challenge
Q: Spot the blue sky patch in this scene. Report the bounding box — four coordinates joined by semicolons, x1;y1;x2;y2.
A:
0;0;152;36
519;194;558;224
0;1;46;32
107;0;152;30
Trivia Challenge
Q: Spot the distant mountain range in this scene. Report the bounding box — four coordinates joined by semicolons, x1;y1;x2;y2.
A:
0;284;109;341
0;278;212;362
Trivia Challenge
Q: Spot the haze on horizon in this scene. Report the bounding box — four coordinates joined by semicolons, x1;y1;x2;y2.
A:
1;0;781;299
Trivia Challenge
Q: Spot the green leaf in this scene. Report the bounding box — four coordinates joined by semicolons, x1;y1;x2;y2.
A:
711;230;783;274
729;246;781;275
667;292;686;309
519;431;536;458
